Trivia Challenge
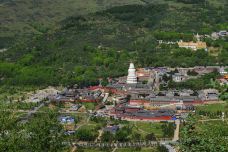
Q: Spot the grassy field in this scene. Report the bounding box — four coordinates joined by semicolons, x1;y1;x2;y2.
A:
196;103;228;112
129;121;164;138
0;86;39;102
77;123;100;131
81;102;98;110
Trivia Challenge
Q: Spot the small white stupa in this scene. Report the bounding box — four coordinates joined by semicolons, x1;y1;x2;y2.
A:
127;63;137;84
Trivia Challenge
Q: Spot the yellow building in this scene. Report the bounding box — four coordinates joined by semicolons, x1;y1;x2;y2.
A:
224;74;228;80
178;41;207;51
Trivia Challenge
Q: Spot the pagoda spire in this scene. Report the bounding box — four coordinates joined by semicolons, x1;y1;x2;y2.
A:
127;62;137;84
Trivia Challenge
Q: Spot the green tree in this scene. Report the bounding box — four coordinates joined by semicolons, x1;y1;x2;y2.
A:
145;133;157;141
25;111;65;152
101;131;114;142
76;128;98;141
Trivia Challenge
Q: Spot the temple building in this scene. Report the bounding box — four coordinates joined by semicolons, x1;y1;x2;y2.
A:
127;63;137;84
178;40;207;51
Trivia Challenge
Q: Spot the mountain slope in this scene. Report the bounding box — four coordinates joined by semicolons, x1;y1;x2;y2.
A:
0;2;228;86
1;0;227;47
0;0;145;47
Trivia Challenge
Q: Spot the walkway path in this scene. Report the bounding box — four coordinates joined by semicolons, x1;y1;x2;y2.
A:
1;109;87;114
163;144;176;152
173;120;180;142
199;118;228;122
112;147;117;152
102;93;109;103
71;146;77;152
20;100;50;123
95;130;103;142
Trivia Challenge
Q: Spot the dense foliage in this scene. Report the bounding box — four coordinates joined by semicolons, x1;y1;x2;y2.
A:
0;106;65;152
0;2;228;87
180;115;228;152
161;122;175;138
0;0;148;47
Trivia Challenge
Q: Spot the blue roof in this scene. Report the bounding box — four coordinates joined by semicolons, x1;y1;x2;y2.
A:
172;116;177;120
59;116;75;123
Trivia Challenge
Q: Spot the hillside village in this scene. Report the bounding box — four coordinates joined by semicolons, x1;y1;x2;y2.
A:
49;63;227;121
29;61;226;151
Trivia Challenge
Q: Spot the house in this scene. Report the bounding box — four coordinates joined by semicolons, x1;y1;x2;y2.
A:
179;89;194;96
103;125;119;134
69;104;81;111
176;104;195;111
177;68;193;76
178;40;207;51
198;89;219;101
218;30;228;37
172;73;187;82
121;109;175;121
224;74;228;80
193;66;217;75
217;78;228;86
219;66;228;75
59;116;75;124
136;68;151;81
64;130;75;135
149;96;200;105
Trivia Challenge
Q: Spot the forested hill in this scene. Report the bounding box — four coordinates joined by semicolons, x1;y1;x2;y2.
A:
0;0;144;48
0;1;228;87
0;0;227;48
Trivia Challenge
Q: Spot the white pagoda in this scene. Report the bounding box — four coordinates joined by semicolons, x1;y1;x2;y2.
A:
127;63;137;84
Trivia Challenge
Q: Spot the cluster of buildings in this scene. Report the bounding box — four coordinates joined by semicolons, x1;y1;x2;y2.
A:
49;85;104;103
158;31;228;51
158;33;208;51
59;116;76;135
171;66;228;83
109;64;222;121
26;87;58;103
158;39;207;51
217;75;228;86
127;88;219;107
50;63;224;122
111;104;176;121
